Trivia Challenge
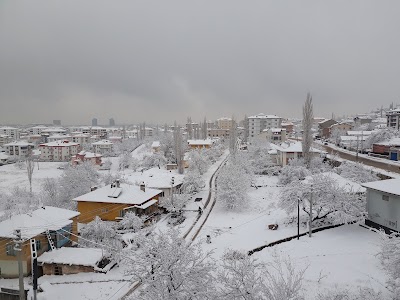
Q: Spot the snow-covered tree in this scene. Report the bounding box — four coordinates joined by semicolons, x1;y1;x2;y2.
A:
248;145;279;176
278;165;311;186
187;150;209;175
118;212;144;231
118;152;132;170
229;118;238;156
218;159;251;210
159;193;189;213
80;216;121;255
56;162;100;209
335;161;379;184
365;128;400;149
329;127;347;145
380;234;400;298
0;187;39;220
25;153;35;194
126;228;216;300
173;121;184;174
288;157;331;175
316;287;381;300
218;250;306;300
181;168;205;194
142;152;167;170
279;174;366;225
302;93;314;169
218;250;264;300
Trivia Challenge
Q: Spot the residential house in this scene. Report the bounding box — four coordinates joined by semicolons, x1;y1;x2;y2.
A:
276;141;324;166
281;122;294;133
4;141;34;159
257;128;287;143
47;134;72;143
318;119;337;138
92;140;114;154
330;122;354;134
207;128;230;138
28;125;48;136
0;135;12;147
71;151;102;166
0;206;79;278
109;136;123;144
41;127;67;137
0;127;19;140
188;139;213;149
73;181;162;223
248;113;282;138
71;133;91;144
39;140;80;162
38;247;106;276
362;179;400;233
80;126;108;138
354;116;373;128
151;141;161;153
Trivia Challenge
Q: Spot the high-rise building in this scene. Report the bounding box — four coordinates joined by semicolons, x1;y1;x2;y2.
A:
387;108;400;130
92;118;98;126
248;113;282;138
109;118;115;127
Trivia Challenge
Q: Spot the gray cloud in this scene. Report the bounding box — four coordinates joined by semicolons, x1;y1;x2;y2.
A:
1;0;400;125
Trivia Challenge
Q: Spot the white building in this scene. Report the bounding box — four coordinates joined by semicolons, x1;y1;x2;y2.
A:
275;141;324;166
216;117;233;130
28;125;48;136
41;127;67;136
387;108;400;130
4;141;35;158
0;135;12;146
257;128;287;143
248;113;282;138
47;134;72;143
39;140;80;161
71;133;91;144
0;127;19;140
80;126;108;138
92;140;114;154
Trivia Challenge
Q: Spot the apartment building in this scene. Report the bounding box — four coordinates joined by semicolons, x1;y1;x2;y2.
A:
216;117;233;130
39;140;80;161
80;126;108;138
248;113;282;138
71;133;91;144
0;126;19;141
387;108;400;130
4;141;35;158
92;140;114;154
28;125;48;135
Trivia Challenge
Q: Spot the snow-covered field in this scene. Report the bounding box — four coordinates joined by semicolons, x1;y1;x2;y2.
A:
0;162;65;194
198;174;389;297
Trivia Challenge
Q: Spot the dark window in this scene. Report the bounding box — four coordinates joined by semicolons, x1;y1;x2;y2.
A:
6;244;16;256
36;240;41;251
382;195;389;201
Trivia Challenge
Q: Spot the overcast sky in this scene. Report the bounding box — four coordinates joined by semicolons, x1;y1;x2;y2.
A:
1;1;399;125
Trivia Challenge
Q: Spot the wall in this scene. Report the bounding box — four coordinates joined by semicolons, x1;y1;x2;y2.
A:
367;189;400;231
77;202;132;223
42;263;94;275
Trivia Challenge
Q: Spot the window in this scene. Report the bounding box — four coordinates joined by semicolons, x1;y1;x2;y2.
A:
382;195;389;201
6;244;16;256
101;208;109;213
36;240;41;251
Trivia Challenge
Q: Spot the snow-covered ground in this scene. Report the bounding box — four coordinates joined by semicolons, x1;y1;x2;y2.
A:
197;174;389;297
0;162;65;194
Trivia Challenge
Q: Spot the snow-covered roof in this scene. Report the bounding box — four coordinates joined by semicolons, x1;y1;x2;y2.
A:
248;113;281;119
188;139;213;146
4;140;34;147
151;141;161;148
340;136;368;141
126;168;184;189
362;179;400;196
48;134;71;139
0;126;18;130
374;138;400;146
38;247;103;267
40;140;79;147
75;151;102;158
347;131;373;136
41;128;66;133
0;206;80;239
73;183;162;205
0;153;9;160
304;172;366;193
92;140;113;145
72;133;90;137
277;142;323;153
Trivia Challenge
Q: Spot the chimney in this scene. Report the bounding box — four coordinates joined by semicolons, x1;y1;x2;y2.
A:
140;182;145;192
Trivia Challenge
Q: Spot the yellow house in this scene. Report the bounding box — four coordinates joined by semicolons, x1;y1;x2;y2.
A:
73;181;162;223
187;139;213;149
0;206;80;278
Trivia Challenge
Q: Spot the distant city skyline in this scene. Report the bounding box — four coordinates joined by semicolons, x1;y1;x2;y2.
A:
1;1;400;124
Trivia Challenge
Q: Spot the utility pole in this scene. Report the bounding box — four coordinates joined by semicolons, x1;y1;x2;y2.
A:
30;239;38;300
171;176;175;209
14;229;25;300
297;197;300;240
309;185;313;238
356;135;359;162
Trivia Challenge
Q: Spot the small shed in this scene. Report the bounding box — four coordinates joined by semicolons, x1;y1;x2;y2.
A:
37;248;106;275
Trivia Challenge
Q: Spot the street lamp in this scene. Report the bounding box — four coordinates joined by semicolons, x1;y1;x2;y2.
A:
171;176;175;208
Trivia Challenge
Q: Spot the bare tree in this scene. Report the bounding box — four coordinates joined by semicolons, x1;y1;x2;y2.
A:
302;93;314;169
243;115;249;143
26;152;35;194
202;116;208;139
229;117;238;156
187;117;193;140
